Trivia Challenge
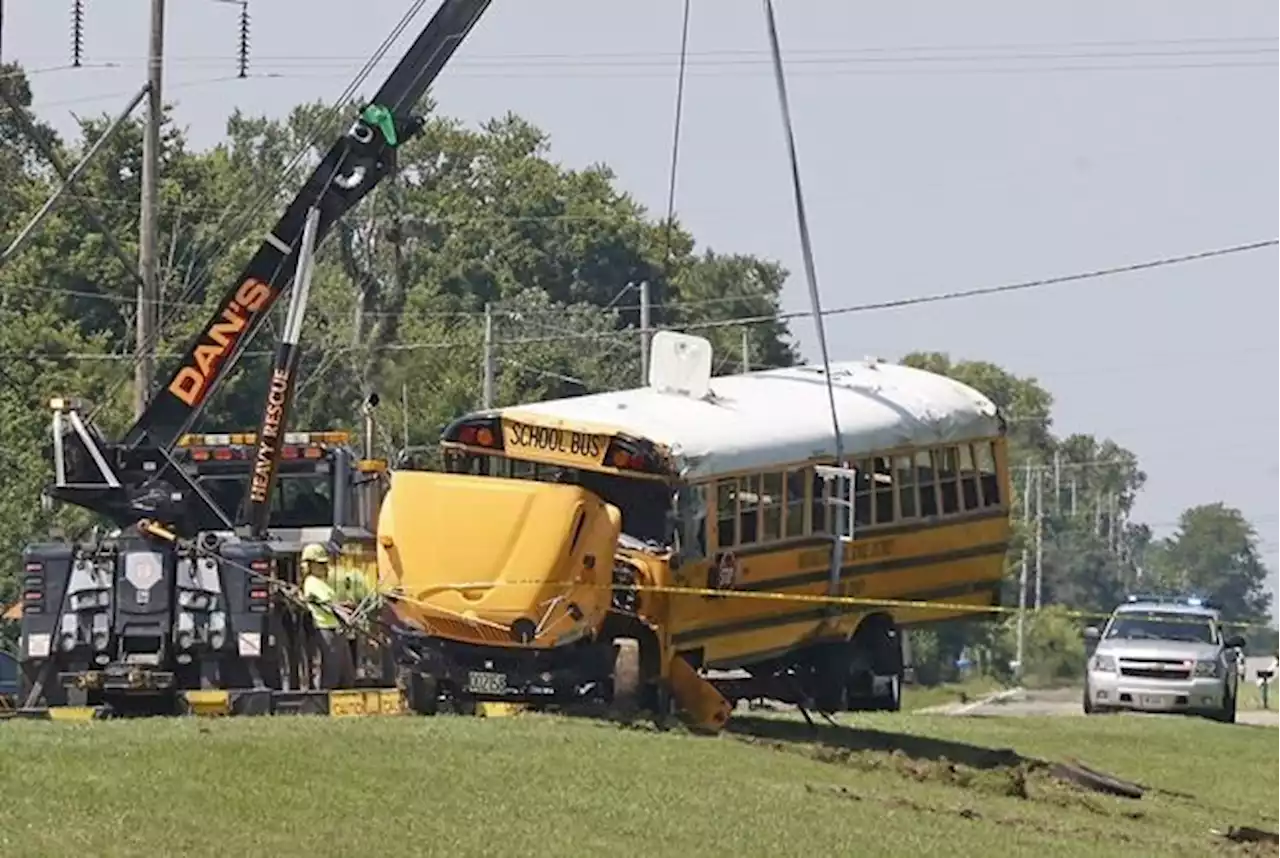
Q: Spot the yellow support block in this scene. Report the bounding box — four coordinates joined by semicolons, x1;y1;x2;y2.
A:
475;702;525;718
328;690;373;717
47;706;97;722
184;691;231;717
377;689;406;715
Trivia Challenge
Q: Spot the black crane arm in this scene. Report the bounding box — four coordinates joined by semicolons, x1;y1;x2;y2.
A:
46;0;494;530
126;0;493;452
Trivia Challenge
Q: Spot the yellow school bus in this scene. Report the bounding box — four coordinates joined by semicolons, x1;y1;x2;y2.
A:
377;333;1012;729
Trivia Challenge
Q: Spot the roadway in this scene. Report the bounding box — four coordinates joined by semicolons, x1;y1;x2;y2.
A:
924;685;1279;727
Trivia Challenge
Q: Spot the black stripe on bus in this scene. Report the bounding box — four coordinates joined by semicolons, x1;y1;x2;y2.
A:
727;505;1010;560
671;546;1008;647
733;540;1009;594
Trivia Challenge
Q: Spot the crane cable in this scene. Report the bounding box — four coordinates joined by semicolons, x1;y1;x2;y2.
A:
762;1;848;602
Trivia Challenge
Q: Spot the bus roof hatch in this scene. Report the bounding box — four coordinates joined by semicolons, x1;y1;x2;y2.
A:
648;331;713;400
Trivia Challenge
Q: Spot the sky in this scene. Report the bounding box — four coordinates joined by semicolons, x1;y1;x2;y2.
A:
3;0;1277;613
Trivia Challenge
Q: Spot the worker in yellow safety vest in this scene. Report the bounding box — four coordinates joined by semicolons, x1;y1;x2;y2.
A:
301;542;355;689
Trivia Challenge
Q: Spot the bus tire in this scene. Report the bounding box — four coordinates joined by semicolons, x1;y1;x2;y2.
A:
858;616;903;712
612;637;641;718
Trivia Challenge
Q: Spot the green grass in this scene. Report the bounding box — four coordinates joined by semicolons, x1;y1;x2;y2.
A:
902;676;1006;711
1;709;1275;858
1238;680;1278;711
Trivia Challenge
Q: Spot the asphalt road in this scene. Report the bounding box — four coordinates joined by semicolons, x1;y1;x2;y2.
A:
935;686;1280;727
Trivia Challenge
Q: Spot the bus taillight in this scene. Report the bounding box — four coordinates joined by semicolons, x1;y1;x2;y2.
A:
603;435;659;474
450;417;504;451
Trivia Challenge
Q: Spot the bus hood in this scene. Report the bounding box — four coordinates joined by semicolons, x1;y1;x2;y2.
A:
376;471;621;648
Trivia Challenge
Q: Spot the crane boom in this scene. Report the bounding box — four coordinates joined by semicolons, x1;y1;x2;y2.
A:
125;0;492;452
45;0;493;531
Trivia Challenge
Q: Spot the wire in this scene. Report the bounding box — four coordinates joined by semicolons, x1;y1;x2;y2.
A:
660;0;692;272
18;40;1278;66
8;237;1274;362
397;238;1280;350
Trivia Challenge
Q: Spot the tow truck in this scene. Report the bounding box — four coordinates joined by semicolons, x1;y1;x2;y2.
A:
13;0;494;718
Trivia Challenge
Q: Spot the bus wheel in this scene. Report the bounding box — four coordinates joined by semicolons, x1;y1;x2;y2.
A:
856;616;903;712
611;638;641;719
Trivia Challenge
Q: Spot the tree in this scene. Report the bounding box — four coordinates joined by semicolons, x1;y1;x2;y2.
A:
1145;503;1272;626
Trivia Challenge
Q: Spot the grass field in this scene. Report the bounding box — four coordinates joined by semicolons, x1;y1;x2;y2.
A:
2;707;1275;858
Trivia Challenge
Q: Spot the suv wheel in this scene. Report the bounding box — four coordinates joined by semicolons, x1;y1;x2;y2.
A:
1212;686;1237;724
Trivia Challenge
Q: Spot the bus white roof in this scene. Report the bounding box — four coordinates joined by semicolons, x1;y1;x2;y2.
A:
503;359;1003;480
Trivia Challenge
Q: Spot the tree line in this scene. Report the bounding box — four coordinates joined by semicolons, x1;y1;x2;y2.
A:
0;64;1272;670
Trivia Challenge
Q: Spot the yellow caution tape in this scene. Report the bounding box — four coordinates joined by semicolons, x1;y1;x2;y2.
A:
384;579;1271;631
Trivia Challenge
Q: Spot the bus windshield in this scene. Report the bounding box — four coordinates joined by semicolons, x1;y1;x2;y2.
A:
445;452;672;545
198;472;335;529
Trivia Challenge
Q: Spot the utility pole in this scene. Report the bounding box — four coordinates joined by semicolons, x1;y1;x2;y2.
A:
1053;450;1061;512
1108;493;1118;554
135;0;165;419
401;381;410;452
481;302;494;409
638;280;651;385
741;328;751;372
1070;474;1078;517
1015;460;1032;678
1034;468;1044;610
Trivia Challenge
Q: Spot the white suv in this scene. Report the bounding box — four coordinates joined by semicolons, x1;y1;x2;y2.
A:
1083;597;1245;723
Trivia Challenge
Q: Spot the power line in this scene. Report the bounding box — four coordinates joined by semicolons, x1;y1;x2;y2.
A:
15;37;1278;65
5;227;1274;356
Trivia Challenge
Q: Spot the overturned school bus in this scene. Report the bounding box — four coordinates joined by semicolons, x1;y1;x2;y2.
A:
378;332;1013;730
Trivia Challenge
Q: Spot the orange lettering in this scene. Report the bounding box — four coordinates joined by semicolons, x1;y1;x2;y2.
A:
168;278;275;409
207;307;247;348
235;277;273;312
169;367;203;407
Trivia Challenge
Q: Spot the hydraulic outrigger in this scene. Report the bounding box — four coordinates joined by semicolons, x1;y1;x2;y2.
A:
16;0;495;715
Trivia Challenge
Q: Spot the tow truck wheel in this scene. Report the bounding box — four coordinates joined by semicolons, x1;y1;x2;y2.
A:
611;637;641;718
399;667;438;716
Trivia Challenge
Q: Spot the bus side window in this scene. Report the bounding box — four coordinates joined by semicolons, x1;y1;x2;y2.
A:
938;447;960;515
916;451;939;517
783;469;806;538
739;475;761;545
761;472;783;542
975;441;1001;507
895;454;917;519
716;479;738;549
852;459;873;528
959;444;980;510
810;469;829;534
677;485;708;560
873;456;894;525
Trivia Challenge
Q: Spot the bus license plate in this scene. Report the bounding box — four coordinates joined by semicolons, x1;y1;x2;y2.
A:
466;671;507;694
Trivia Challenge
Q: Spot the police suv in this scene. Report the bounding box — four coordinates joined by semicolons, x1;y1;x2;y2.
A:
1083;596;1245;723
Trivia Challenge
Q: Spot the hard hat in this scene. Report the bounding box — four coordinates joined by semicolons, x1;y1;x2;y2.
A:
300;543;330;564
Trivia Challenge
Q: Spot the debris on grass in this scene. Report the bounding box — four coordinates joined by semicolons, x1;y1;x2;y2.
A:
1210;826;1279;845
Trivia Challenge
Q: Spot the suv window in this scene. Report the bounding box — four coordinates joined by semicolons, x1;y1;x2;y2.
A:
1105;610;1217;644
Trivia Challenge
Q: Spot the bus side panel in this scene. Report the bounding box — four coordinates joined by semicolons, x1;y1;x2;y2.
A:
664;514;1010;670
